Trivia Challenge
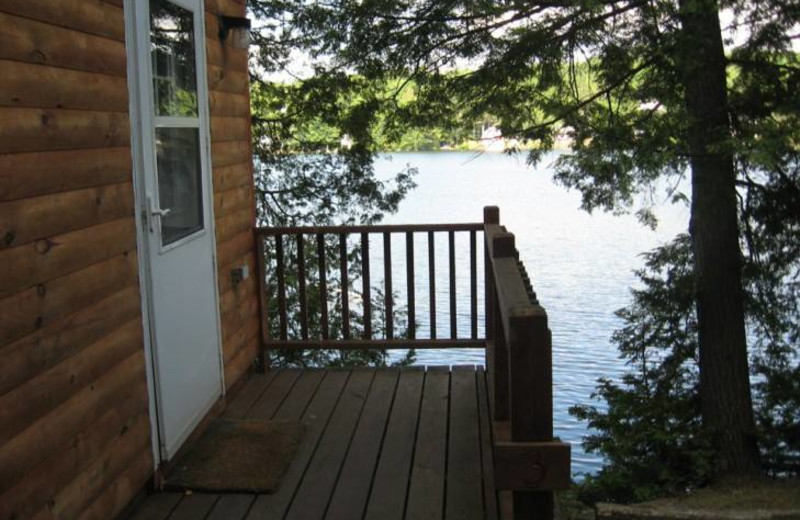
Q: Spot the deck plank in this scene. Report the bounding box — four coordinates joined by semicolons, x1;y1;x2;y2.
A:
223;372;276;420
445;366;484;520
477;367;499;520
205;494;255;520
245;370;350;520
130;366;502;520
405;367;450;520
325;369;400;520
269;369;326;421
285;369;376;520
129;493;181;520
363;368;425;520
245;369;301;420
167;493;219;520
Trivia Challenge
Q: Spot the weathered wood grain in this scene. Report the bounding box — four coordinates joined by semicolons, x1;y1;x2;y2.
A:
211;116;251;142
0;216;136;298
405;368;449;520
213;162;252;193
0;107;130;153
446;367;484;520
209;91;250;117
214;207;252;244
326;369;399;520
208;65;249;95
0;380;148;520
0;0;126;41
0;350;147;494
0;12;127;76
364;368;424;520
0;284;140;396
214;183;253;218
285;369;375;520
0;317;143;444
0;60;129;112
0;147;132;202
74;446;153;520
42;412;151;520
211;139;250;168
0;182;134;249
0;251;138;345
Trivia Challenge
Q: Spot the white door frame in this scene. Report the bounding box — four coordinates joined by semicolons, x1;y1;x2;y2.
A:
124;0;226;464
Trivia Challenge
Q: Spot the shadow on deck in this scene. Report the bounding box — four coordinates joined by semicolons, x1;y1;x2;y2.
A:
132;366;499;520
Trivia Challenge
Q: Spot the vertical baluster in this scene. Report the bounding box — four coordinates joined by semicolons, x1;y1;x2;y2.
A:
362;232;372;339
275;234;287;341
339;233;350;340
449;230;456;339
318;233;329;340
384;232;393;339
428;231;436;339
255;233;269;371
406;231;415;339
470;229;478;340
297;234;308;340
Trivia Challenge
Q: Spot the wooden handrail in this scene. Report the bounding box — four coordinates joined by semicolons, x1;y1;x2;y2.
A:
255;222;483;235
483;206;570;520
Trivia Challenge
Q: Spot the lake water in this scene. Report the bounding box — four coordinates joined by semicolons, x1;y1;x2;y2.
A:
372;151;689;476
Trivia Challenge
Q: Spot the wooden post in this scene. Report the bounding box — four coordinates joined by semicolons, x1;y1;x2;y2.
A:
508;306;554;519
483;206;500;418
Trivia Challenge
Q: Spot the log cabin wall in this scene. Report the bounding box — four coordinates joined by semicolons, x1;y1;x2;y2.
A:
0;1;153;519
205;0;260;393
0;0;258;518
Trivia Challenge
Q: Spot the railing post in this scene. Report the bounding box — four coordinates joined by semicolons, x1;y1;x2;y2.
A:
508;307;554;519
484;207;498;414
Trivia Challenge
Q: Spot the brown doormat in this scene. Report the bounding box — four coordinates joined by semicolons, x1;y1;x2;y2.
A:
165;419;304;493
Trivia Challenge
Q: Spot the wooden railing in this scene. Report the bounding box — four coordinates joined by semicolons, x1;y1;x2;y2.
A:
253;206;570;519
255;222;486;353
483;206;570;519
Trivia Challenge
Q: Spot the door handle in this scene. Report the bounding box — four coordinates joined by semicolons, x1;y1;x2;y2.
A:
147;195;171;232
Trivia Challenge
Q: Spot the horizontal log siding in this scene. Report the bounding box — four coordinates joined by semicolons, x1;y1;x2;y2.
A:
0;4;151;520
0;1;256;518
205;0;259;391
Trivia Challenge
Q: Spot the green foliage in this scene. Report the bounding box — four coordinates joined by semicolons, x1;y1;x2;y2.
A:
572;230;799;503
571;237;714;503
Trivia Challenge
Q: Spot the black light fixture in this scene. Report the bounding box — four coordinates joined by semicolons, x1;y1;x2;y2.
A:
218;15;251;49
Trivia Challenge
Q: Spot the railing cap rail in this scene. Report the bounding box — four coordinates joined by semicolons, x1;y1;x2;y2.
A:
255;222;483;236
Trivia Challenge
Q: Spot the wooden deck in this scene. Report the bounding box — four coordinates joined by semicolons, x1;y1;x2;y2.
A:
131;366;499;520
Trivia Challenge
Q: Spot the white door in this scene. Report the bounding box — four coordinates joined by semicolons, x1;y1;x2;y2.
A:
129;0;224;460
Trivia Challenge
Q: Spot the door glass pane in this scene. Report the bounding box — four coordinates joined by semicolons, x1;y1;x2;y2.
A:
155;127;203;245
150;0;198;117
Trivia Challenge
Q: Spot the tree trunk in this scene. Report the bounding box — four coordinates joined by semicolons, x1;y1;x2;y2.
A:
678;0;761;475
